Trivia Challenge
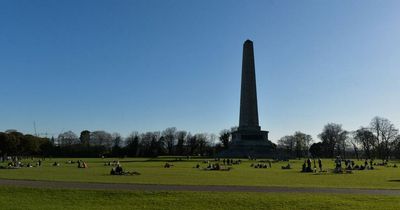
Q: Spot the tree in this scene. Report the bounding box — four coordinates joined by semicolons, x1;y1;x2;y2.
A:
0;132;19;156
278;132;312;158
309;142;323;158
19;134;42;155
125;132;140;157
111;132;123;156
195;133;209;156
90;131;113;149
187;133;198;155
162;127;177;155
278;135;296;156
112;133;122;148
318;123;347;158
219;129;231;148
79;130;91;147
336;130;349;159
347;133;360;160
392;135;400;159
293;131;313;158
0;131;50;157
58;131;79;147
354;128;375;159
370;116;398;161
140;132;162;157
175;130;187;155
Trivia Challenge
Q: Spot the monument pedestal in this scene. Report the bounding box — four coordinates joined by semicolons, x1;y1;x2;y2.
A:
218;129;275;158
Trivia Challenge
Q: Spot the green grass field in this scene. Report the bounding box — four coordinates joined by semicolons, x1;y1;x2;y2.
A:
1;157;400;189
0;186;399;210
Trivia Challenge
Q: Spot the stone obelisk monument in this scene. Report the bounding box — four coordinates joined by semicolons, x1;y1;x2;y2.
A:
239;40;261;132
219;40;274;158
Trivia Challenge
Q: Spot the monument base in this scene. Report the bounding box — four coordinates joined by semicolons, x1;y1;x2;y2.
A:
217;130;275;158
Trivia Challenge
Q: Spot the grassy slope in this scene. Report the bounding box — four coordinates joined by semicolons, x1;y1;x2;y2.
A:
0;186;399;210
0;158;400;189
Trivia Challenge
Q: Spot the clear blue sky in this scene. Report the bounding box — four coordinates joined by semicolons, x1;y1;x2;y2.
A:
1;0;400;142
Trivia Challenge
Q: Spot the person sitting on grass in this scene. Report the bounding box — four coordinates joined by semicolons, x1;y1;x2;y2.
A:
110;167;116;175
164;162;173;168
110;164;123;175
214;163;220;170
333;156;344;173
115;164;123;174
281;163;291;169
53;162;60;167
78;160;88;168
346;163;352;170
307;159;312;171
301;161;306;172
207;163;212;169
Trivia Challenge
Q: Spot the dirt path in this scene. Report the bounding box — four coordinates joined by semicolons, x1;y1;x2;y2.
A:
0;179;400;195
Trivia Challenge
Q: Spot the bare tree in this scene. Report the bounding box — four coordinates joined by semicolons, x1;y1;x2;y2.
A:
125;131;140;156
278;132;312;158
90;131;113;148
187;133;197;155
278;135;296;155
347;132;360;160
140;131;162;156
111;132;123;148
175;130;187;155
318;123;347;158
58;131;79;146
354;128;375;159
293;131;313;158
162;127;177;155
392;135;400;159
370;116;398;161
195;133;209;156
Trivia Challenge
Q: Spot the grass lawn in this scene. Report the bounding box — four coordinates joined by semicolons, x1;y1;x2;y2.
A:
0;157;400;189
0;186;399;210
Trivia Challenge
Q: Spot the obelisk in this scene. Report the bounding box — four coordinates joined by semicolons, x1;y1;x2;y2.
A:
239;40;260;131
218;39;274;158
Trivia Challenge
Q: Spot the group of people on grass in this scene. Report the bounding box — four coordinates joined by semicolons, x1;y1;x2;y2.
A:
104;160;120;166
109;163;140;176
0;156;44;169
222;159;241;165
297;156;399;174
301;158;314;173
334;157;376;173
251;161;272;169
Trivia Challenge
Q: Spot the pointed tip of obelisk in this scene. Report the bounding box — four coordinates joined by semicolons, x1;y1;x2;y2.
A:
244;39;253;44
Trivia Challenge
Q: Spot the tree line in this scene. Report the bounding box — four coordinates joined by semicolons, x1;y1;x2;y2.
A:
1;116;400;160
0;128;219;158
278;116;400;161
